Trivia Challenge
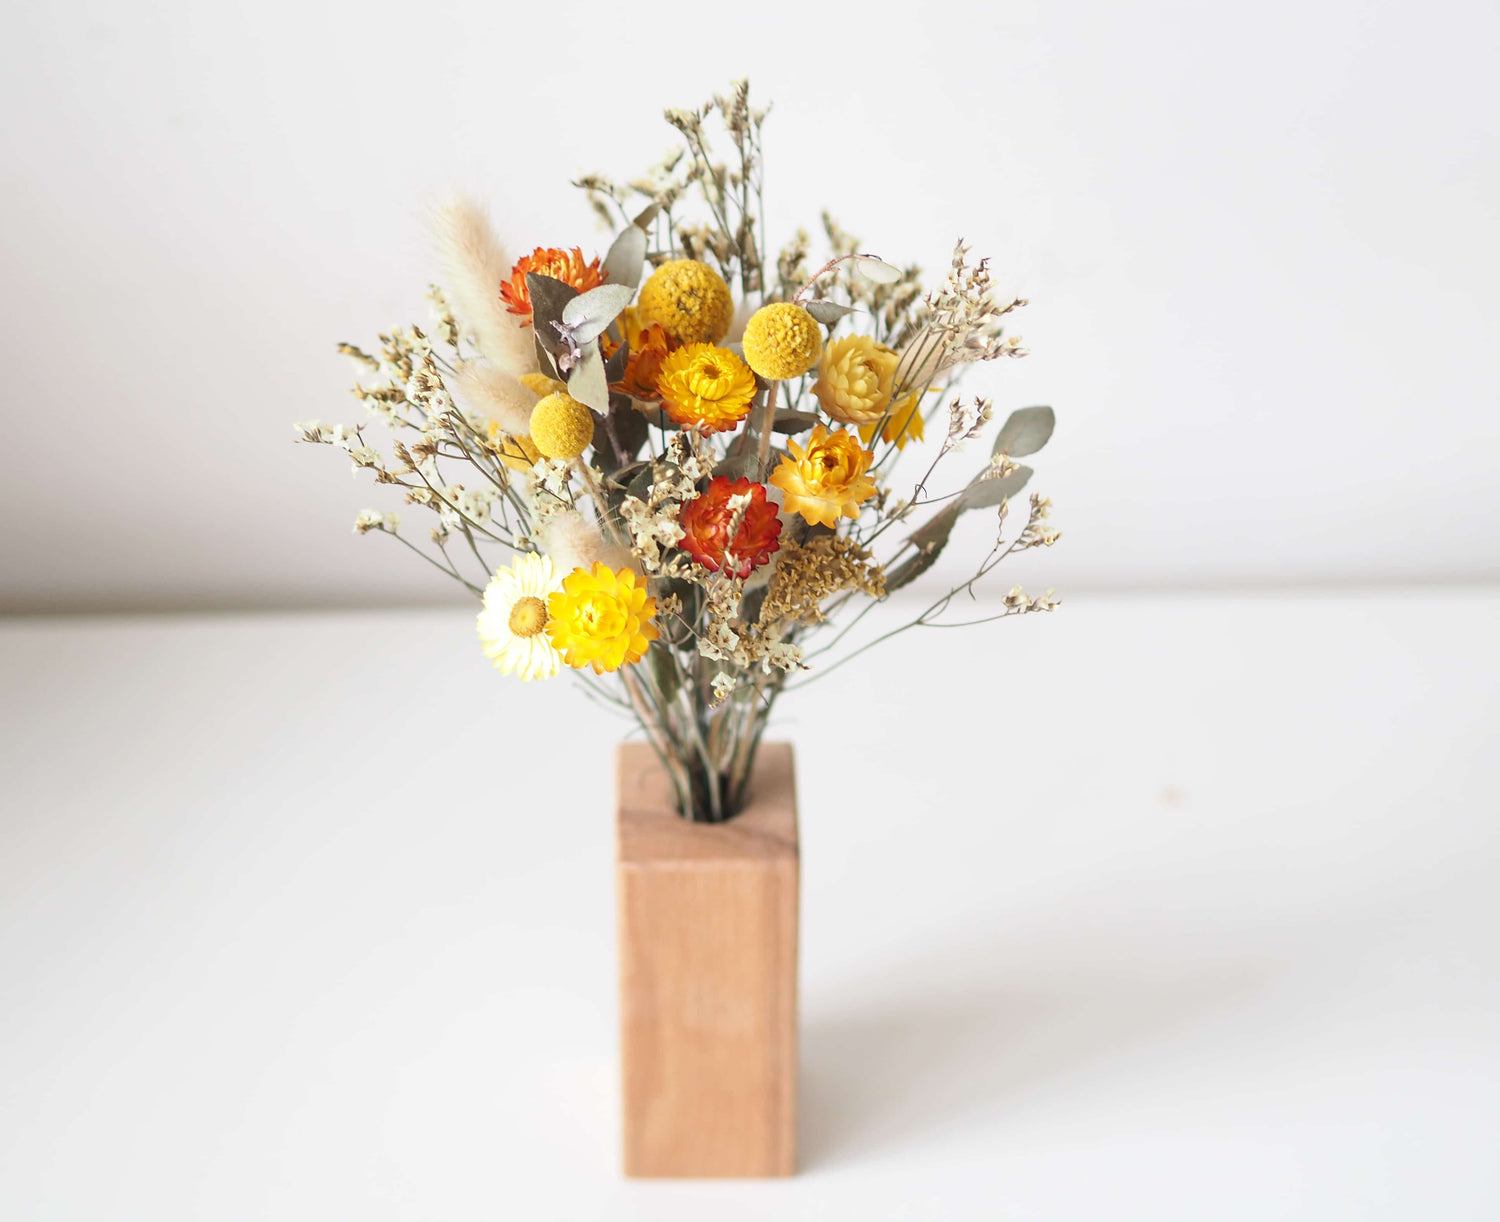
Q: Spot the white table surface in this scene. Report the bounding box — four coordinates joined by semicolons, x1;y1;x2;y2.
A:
2;591;1497;1220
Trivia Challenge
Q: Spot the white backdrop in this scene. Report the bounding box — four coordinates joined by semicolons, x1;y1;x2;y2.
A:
2;0;1496;612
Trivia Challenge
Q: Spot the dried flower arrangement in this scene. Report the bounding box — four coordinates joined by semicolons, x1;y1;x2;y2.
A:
299;81;1061;822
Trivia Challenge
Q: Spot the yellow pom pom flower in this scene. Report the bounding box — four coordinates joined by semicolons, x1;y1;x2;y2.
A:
740;302;822;380
476;552;565;681
638;259;735;344
546;563;659;674
768;423;878;528
812;334;900;426
656;343;758;434
858;389;926;450
528;391;595;460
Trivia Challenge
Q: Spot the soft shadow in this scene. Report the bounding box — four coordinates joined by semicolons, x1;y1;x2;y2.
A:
799;941;1278;1169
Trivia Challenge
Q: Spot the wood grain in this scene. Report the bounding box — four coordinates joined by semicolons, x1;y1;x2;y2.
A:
616;742;799;1178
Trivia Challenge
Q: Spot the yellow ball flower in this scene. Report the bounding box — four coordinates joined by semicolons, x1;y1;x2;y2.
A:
812;334;900;426
528;391;595;460
768;424;877;528
546;563;659;674
858;390;926;450
638;259;735;344
656;343;758;434
740;302;822;380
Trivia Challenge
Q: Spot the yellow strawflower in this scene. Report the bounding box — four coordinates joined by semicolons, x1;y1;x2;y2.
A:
485;421;543;472
812;334;899;426
546;563;659;674
740;302;822;380
858;390;926;450
519;372;567;397
476;552;566;680
529;391;595;459
638;259;734;344
768;424;877;528
656;343;758;434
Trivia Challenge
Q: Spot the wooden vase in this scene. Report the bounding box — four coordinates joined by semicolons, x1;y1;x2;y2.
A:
615;741;799;1178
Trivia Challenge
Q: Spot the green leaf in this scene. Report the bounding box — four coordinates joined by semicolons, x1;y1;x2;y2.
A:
567;343;609;412
602;225;648;290
771;410;821;435
563;283;635;345
991;406;1055;458
805;300;855;325
959;464;1032;510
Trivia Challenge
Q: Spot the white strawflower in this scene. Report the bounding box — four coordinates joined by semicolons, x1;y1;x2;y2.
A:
476;553;565;681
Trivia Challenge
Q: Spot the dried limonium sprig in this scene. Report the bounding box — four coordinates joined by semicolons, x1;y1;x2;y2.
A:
297;80;1063;823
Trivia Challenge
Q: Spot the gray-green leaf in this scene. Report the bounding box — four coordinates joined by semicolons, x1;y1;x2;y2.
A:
805;300;855;325
959;464;1033;510
602;225;648;290
991;406;1054;458
527;273;579;356
772;410;821;434
562;283;635;346
567;343;609;412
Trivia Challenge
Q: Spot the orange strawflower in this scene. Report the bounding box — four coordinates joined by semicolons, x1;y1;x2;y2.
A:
603;307;681;401
678;477;783;578
500;247;605;324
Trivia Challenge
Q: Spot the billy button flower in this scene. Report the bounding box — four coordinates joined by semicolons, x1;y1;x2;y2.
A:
528;391;595;460
500;247;605;324
546;563;659;675
768;423;878;528
678;477;783;578
637;259;734;344
740;302;822;380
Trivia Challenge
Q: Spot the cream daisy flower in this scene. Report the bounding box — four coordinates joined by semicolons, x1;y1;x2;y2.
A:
476;552;565;680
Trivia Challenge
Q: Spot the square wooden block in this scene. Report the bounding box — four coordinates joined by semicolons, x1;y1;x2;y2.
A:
616;742;799;1178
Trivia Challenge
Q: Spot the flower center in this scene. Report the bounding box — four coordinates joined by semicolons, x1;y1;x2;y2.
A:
508;595;548;637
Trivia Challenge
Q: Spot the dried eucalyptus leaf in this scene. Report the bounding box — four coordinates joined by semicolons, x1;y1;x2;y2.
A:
567;342;609;412
633;201;661;230
533;335;559;379
907;501;961;554
991;406;1055;458
960;464;1033;511
853;255;902;285
771;410;821;435
603;336;630;382
527;273;578;354
602;225;648;290
805;300;855;325
884;542;945;594
649;644;680;703
562;283;636;345
713;453;758;483
626;463;655;501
